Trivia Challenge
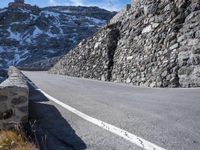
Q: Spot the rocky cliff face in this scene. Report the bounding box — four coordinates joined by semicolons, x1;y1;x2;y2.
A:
0;5;115;68
50;0;200;88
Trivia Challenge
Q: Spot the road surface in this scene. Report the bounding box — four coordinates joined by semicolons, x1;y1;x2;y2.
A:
23;71;200;150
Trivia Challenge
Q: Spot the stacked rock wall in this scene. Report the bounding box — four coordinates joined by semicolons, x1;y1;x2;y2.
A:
177;6;200;87
50;23;120;81
50;0;200;88
111;0;200;87
0;66;29;129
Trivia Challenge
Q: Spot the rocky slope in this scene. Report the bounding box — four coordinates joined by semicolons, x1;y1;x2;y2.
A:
50;0;200;88
0;4;115;68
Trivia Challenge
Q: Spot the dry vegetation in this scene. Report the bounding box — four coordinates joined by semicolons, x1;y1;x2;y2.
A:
0;130;37;150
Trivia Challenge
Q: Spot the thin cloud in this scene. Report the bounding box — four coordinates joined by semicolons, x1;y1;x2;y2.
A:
48;0;59;6
48;0;122;10
69;0;83;6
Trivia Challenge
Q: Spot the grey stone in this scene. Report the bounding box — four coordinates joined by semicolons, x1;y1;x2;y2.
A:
188;39;199;46
0;95;8;101
162;71;168;78
126;78;131;83
192;48;200;54
18;106;28;113
142;25;152;34
0;66;29;129
178;67;194;76
49;0;200;88
11;96;27;105
144;4;158;16
169;43;179;50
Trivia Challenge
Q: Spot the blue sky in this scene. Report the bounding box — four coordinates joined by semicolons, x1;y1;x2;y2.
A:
0;0;131;11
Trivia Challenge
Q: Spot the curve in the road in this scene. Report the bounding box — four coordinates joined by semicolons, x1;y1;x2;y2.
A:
37;88;166;150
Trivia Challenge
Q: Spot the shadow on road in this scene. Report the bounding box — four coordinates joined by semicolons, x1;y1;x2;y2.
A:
25;82;87;150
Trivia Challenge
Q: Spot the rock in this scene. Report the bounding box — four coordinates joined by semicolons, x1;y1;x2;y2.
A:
101;75;106;81
50;0;200;88
144;4;157;16
169;43;179;50
0;5;116;69
126;78;131;83
11;96;27;105
188;39;199;46
162;71;168;78
179;66;200;87
178;66;194;76
0;66;29;129
142;25;152;34
151;23;159;29
127;56;134;61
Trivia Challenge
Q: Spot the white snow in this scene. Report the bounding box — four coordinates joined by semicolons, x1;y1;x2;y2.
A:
85;17;107;25
71;33;78;43
48;49;56;53
32;26;43;37
61;10;72;13
20;50;29;57
0;46;14;53
40;11;60;18
0;9;7;13
0;47;5;53
10;22;20;25
7;27;21;41
30;14;38;20
13;48;29;65
46;31;57;38
19;8;32;13
40;11;65;34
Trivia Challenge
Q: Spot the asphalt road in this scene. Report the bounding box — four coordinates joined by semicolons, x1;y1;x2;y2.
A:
23;71;200;150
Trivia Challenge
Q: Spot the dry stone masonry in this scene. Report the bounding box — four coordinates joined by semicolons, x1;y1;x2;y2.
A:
0;66;28;129
50;23;120;81
50;0;200;88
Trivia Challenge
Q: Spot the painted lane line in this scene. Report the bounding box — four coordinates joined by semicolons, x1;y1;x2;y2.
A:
37;89;166;150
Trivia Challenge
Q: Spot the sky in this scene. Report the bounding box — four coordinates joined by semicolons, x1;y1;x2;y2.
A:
0;0;131;11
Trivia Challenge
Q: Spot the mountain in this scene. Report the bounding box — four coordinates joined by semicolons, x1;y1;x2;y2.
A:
50;0;200;88
0;3;116;68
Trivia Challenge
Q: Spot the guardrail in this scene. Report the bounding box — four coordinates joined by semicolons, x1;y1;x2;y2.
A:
0;66;29;129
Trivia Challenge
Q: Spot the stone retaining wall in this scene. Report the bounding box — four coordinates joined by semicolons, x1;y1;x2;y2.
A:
50;0;200;88
0;66;29;129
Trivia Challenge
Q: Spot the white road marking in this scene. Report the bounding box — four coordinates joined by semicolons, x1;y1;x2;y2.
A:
37;89;166;150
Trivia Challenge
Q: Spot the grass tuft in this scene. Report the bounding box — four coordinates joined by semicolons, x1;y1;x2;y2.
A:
0;129;37;150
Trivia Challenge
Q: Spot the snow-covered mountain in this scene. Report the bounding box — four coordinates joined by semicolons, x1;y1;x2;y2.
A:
0;4;116;68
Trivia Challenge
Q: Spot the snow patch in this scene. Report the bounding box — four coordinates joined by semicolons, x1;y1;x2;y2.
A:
61;10;72;13
7;27;21;41
13;48;29;65
40;11;60;18
85;17;107;26
0;47;5;53
0;9;7;13
33;26;43;37
46;31;57;38
30;14;38;20
19;8;32;14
